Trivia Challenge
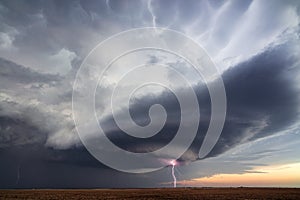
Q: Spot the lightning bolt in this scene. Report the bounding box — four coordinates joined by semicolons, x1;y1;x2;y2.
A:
147;0;156;28
170;160;177;188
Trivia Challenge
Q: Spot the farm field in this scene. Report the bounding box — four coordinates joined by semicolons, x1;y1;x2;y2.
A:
1;187;300;200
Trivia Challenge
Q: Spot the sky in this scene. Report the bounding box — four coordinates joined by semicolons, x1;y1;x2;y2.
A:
0;0;300;188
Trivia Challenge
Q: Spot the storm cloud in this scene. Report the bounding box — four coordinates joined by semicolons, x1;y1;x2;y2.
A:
100;38;300;162
0;0;300;188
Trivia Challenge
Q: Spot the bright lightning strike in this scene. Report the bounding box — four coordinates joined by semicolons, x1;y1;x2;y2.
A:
170;160;177;188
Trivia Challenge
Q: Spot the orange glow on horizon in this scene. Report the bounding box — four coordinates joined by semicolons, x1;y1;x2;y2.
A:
178;162;300;187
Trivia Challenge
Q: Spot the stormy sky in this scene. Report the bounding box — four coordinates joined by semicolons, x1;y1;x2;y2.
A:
1;0;300;188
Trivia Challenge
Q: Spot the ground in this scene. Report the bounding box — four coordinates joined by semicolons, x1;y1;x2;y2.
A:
1;188;300;200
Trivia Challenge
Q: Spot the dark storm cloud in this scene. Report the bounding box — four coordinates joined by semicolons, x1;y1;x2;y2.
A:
100;40;300;163
0;0;300;189
0;145;166;188
2;38;298;188
100;80;210;162
209;43;299;156
0;116;47;148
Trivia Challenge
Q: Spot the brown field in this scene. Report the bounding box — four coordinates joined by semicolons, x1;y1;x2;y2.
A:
0;188;300;200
